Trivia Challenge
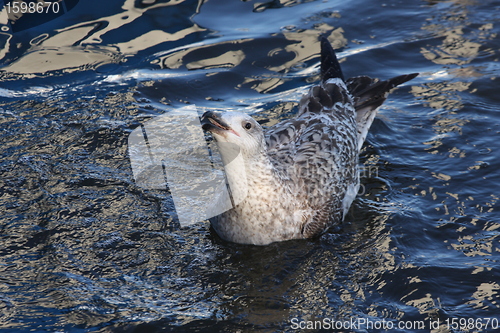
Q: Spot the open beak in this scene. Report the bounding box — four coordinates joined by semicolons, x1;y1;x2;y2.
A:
201;111;240;137
201;111;231;132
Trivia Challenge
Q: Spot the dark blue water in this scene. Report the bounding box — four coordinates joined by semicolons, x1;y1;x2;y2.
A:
1;0;499;332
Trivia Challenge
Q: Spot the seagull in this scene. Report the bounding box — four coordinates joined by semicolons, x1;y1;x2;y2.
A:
201;38;418;245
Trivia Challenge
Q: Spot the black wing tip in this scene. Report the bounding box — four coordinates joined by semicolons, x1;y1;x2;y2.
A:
320;36;345;83
398;72;419;83
387;72;419;89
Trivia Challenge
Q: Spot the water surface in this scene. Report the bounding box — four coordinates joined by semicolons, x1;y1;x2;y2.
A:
1;0;499;332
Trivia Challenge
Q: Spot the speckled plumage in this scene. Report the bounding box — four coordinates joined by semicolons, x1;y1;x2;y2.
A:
201;38;417;245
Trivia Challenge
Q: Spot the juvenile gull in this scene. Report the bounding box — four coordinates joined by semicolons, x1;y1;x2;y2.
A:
201;38;418;245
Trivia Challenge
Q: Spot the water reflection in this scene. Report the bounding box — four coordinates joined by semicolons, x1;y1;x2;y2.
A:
207;205;396;328
1;0;206;76
157;29;346;94
398;0;500;324
468;282;500;310
1;0;499;331
412;81;471;112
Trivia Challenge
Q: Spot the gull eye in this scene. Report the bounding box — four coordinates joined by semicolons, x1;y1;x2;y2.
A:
244;122;252;130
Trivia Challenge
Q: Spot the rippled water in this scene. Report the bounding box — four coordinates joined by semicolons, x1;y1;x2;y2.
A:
1;0;499;332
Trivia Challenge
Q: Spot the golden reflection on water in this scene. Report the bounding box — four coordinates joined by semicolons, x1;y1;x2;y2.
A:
158;28;347;93
246;28;346;93
274;27;346;73
467;282;500;309
421;23;495;66
1;0;206;75
399;1;500;322
411;81;471;112
158;39;251;70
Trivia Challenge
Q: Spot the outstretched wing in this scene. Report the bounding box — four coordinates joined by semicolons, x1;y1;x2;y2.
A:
347;73;418;151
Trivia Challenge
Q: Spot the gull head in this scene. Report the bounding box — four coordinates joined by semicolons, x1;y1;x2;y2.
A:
201;111;266;159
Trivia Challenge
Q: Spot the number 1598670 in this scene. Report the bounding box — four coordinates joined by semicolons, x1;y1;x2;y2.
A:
5;1;60;14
